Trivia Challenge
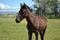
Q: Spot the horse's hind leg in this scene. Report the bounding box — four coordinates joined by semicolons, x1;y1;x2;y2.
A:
28;31;32;40
39;31;44;40
40;27;47;40
34;31;38;40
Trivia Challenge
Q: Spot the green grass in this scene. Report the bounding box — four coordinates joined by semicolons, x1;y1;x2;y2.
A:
0;16;60;40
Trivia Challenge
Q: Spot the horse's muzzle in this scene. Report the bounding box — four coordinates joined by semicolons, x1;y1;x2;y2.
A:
15;19;20;23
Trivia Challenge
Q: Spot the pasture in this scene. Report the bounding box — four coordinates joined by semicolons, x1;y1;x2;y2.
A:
0;15;60;40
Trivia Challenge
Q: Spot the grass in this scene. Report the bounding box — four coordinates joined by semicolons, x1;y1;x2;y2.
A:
0;15;60;40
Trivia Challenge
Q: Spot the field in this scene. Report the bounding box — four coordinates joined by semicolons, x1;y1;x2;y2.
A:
0;15;60;40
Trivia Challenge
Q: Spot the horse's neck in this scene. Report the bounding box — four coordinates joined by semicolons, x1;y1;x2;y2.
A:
26;9;34;24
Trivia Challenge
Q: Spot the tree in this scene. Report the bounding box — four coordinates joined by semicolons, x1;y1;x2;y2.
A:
32;0;49;15
32;0;58;17
46;0;58;17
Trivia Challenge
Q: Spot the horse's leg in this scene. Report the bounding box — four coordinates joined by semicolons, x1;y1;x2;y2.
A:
28;31;32;40
40;31;44;40
43;26;47;36
40;27;47;40
34;32;38;40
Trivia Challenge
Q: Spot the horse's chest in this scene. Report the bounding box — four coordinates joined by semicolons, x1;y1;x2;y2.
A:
27;24;37;31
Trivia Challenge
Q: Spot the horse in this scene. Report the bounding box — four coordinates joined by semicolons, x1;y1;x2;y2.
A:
15;3;47;40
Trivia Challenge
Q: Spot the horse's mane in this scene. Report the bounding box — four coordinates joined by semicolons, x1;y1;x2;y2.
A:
25;5;33;12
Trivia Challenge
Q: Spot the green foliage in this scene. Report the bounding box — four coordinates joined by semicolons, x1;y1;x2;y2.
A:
32;0;49;15
32;0;59;18
47;15;60;19
46;0;58;16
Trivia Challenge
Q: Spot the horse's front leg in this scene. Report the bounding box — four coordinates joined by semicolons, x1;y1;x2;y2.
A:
28;31;32;40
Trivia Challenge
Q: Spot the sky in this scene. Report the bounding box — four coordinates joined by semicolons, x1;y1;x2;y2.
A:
0;0;34;12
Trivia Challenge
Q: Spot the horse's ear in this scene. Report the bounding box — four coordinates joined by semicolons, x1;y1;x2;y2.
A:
23;3;26;6
20;3;22;7
23;3;27;9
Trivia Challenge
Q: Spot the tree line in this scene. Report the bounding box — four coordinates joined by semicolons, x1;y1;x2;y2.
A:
32;0;60;18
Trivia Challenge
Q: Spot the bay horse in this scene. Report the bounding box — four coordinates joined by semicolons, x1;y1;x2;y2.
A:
15;3;47;40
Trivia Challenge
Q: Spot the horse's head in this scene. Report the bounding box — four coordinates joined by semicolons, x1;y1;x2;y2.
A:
15;3;31;23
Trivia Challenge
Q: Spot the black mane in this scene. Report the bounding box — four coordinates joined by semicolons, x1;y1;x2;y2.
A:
25;5;33;12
